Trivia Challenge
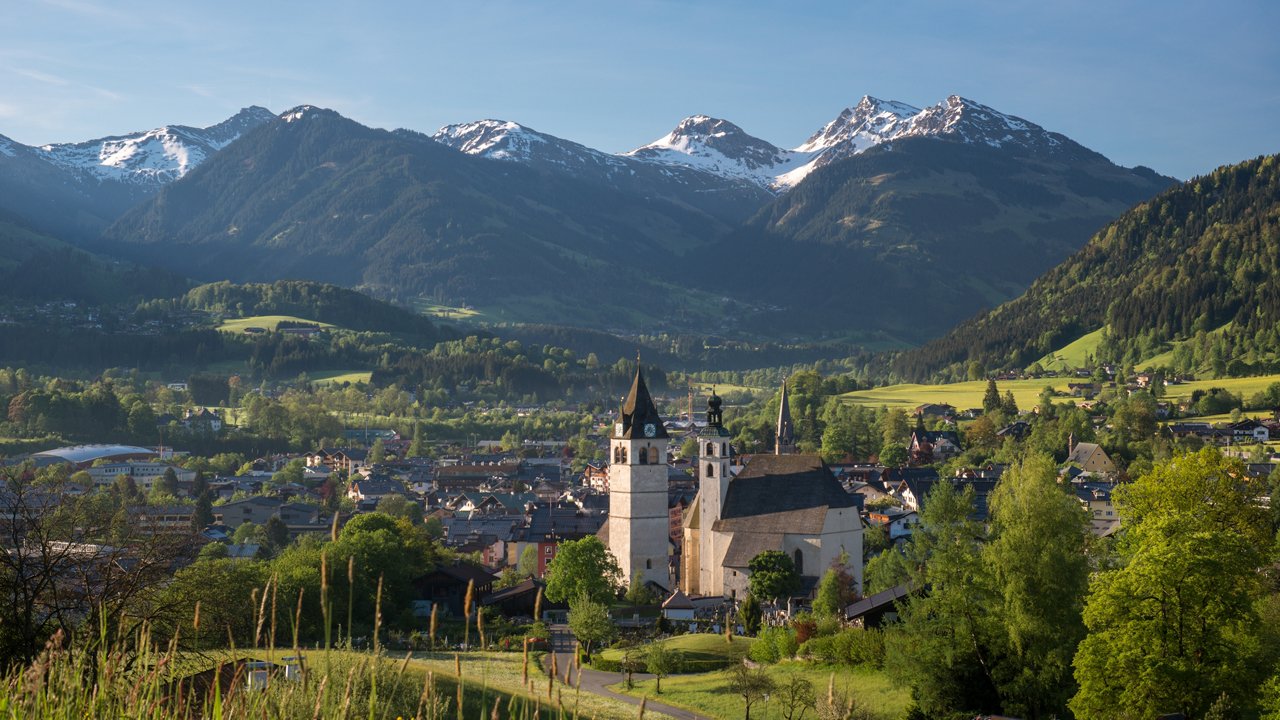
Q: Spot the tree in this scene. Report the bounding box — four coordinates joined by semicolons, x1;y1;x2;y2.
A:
729;663;777;720
407;422;425;458
157;466;179;496
748;550;801;603
739;593;763;635
567;593;614;660
646;644;683;693
1071;449;1272;718
878;443;908;467
375;494;421;524
544;536;621;605
812;562;854;619
368;438;386;464
516;545;539;578
264;515;290;553
777;672;817;720
625;581;656;606
233;521;264;545
191;491;214;530
1000;390;1018;416
885;481;1001;716
982;378;1002;415
983;454;1089;719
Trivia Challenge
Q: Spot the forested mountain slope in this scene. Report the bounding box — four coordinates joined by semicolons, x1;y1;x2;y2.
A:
893;154;1280;381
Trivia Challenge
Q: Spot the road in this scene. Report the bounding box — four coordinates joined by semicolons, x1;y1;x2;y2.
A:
545;624;712;720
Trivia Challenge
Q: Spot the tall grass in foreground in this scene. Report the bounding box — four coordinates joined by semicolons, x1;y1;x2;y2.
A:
0;565;647;719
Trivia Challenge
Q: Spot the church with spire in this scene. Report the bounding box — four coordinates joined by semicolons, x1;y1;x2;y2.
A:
681;381;863;600
600;364;673;593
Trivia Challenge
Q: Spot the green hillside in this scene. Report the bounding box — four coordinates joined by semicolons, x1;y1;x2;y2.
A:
1032;326;1108;372
895;154;1280;381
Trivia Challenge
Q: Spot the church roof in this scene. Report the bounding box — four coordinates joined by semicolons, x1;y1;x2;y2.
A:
776;380;795;448
722;532;785;569
717;454;857;525
615;366;668;440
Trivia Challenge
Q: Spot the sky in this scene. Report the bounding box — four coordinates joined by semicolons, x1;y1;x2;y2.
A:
1;0;1276;180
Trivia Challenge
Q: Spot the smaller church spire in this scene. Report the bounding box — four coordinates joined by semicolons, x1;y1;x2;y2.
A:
776;377;796;455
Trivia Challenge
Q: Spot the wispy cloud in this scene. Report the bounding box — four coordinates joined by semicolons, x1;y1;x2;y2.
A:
10;67;70;86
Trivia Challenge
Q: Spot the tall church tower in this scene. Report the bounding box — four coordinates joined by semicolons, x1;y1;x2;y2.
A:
776;378;797;455
608;365;671;592
698;389;732;595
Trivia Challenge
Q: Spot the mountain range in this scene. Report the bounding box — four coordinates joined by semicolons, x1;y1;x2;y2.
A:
1;96;1176;344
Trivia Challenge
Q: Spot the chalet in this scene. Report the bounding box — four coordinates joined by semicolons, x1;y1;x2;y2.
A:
1072;481;1118;519
1066;439;1117;475
582;463;609;492
346;477;408;505
213;496;321;529
411;562;495;617
1068;383;1100;398
183;408;223;433
480;578;551;621
307;448;369;475
446;491;537;516
1226;419;1270;443
866;507;919;541
996;421;1031;440
914;403;956;419
907;427;961;465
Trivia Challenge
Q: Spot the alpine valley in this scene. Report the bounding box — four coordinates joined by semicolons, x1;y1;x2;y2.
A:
1;95;1174;346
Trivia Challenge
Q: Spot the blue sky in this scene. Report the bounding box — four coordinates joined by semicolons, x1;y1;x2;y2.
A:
1;0;1276;179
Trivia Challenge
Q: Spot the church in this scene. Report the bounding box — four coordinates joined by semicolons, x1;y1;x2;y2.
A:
601;369;864;600
677;380;864;600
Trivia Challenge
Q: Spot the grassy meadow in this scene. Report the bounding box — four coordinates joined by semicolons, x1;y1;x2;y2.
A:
217;315;336;333
612;661;911;720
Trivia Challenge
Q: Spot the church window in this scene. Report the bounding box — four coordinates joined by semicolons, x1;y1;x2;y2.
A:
638;447;649;465
706;463;715;478
620;447;627;464
793;548;804;575
705;442;715;457
646;559;652;569
613;446;621;463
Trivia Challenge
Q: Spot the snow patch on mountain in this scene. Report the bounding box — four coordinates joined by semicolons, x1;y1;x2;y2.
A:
0;135;15;158
36;106;275;185
281;106;315;123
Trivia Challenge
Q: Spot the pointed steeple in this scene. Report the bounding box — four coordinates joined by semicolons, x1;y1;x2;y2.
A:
776;378;796;455
616;363;668;439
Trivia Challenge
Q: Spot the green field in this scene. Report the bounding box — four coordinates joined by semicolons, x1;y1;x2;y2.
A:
218;315;336;333
1160;374;1280;404
310;370;373;385
596;634;754;672
842;378;1080;411
414;301;486;321
1033;327;1107;372
612;661;910;720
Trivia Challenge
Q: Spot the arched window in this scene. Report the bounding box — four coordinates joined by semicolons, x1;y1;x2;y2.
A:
620;447;627;464
613;446;621;463
638;447;649;465
646;558;652;570
793;548;804;575
706;463;715;478
705;442;715;457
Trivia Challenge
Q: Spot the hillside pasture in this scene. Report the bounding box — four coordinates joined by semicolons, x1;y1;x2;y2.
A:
841;378;1079;412
217;315;335;333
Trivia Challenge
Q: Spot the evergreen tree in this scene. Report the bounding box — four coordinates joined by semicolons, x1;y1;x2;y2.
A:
157;467;180;497
407;422;425;457
983;379;1002;416
191;492;214;530
368;437;386;464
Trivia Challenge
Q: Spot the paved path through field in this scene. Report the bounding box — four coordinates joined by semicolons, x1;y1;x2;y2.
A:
545;625;711;720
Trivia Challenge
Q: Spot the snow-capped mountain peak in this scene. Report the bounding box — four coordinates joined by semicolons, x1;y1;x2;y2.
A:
433;119;550;160
35;107;276;186
622;114;809;187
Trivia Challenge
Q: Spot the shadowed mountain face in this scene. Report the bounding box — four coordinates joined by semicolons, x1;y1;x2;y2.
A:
685;136;1175;343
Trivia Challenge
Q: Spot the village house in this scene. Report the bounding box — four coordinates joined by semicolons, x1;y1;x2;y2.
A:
86;461;196;491
1066;438;1117;475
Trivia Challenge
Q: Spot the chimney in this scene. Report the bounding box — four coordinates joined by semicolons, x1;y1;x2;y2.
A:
1068;432;1077;456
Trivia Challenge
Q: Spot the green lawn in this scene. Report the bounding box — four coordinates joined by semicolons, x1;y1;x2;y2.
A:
596;634;754;672
414;301;486;321
612;661;910;720
842;378;1079;412
218;315;335;333
1033;327;1107;372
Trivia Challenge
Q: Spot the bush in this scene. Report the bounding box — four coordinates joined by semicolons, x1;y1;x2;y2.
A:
798;627;886;668
793;612;818;645
590;657;622;672
749;625;798;664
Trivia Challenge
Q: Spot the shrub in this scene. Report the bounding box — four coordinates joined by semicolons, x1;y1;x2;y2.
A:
793;612;819;645
749;625;799;664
